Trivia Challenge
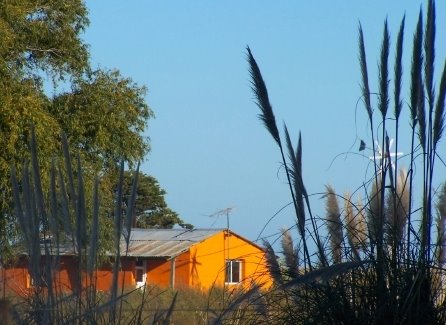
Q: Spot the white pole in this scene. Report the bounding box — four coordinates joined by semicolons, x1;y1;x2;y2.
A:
170;258;176;289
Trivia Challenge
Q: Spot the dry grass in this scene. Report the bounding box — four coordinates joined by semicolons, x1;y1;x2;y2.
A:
0;299;13;325
325;185;343;263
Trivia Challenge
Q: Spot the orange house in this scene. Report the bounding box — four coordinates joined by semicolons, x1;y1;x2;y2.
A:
1;228;272;295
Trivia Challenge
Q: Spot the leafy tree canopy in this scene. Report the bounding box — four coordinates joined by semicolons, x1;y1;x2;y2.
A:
0;0;89;79
0;0;180;258
121;171;193;230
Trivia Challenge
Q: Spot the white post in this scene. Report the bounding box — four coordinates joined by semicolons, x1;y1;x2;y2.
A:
170;258;176;289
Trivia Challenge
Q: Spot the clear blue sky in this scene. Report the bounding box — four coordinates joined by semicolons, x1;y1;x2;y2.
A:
83;1;446;244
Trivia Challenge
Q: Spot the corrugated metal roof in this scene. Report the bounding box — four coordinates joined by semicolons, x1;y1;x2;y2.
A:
38;228;224;259
120;228;223;258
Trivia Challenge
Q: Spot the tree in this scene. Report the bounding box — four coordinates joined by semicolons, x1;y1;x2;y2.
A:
0;1;173;259
0;0;90;257
0;0;89;79
121;171;193;229
50;69;153;172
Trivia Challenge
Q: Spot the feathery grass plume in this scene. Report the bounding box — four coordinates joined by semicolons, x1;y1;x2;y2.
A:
262;239;283;284
436;182;446;267
379;19;390;119
435;213;446;267
214;283;264;324
433;60;446;147
344;194;357;257
423;1;438;261
386;169;409;243
367;177;383;244
385;134;395;190
247;46;280;146
425;0;436;108
344;193;360;259
418;82;427;151
124;162;140;250
247;48;316;268
410;10;423;126
284;126;305;237
281;260;371;289
293;130;327;267
235;2;446;323
325;185;343;263
394;16;405;120
393;17;405;201
354;196;368;248
359;24;373;120
281;229;299;278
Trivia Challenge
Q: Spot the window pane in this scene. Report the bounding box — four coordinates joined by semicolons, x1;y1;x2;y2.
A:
232;261;240;283
225;261;231;282
136;269;143;282
225;260;241;283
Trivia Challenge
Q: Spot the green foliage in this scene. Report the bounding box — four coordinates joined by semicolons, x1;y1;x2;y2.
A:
0;0;174;261
50;70;153;170
120;171;192;229
0;63;61;259
0;0;89;79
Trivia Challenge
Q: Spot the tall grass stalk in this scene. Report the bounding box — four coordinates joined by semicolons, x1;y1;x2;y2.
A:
8;129;157;324
247;47;328;270
221;1;446;323
325;186;343;263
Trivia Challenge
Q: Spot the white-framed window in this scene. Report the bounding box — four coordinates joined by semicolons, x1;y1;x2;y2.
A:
135;259;147;289
225;260;242;284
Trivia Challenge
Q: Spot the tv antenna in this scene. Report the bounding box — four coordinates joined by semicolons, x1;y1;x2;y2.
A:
208;207;235;230
368;138;403;174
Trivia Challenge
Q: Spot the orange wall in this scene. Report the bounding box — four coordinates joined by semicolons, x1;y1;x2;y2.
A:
1;261;30;296
1;256;137;296
94;257;134;291
141;230;271;291
39;256;135;293
145;251;190;288
187;230;272;290
2;231;271;294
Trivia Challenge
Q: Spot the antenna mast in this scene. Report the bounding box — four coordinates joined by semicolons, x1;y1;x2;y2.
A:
209;207;234;230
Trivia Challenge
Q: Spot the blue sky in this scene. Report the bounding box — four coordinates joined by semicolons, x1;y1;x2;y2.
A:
83;1;446;244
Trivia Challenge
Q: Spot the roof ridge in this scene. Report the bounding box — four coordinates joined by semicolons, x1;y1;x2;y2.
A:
130;228;225;231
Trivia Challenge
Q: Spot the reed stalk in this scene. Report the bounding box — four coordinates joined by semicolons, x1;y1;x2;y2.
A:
233;2;446;323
